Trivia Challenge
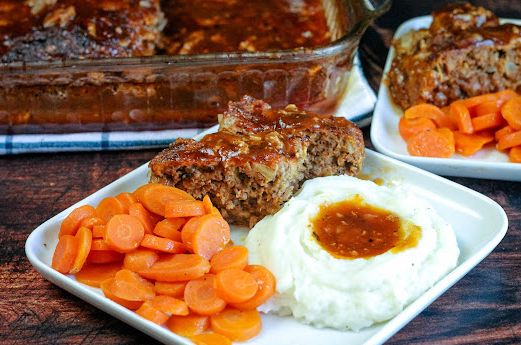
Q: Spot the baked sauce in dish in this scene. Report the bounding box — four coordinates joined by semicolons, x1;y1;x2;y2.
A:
311;195;421;259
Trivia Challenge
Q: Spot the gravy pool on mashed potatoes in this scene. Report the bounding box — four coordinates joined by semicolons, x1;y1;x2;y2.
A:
244;175;459;331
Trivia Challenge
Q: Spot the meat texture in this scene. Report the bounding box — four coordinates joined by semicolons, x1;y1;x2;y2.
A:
387;3;521;109
149;96;365;227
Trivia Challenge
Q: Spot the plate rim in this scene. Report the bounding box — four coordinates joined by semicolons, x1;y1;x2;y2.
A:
370;15;521;180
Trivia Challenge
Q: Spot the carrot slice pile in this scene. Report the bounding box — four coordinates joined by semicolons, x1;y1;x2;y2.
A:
52;183;276;342
399;89;521;162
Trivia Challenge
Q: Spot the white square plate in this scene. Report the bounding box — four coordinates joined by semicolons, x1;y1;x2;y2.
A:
26;126;508;345
370;16;521;181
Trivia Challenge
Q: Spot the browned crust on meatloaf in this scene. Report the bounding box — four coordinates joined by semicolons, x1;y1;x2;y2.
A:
149;96;364;227
387;3;521;109
0;0;164;62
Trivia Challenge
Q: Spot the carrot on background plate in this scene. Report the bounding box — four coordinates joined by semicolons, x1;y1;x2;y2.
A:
450;101;474;134
184;274;227;316
52;234;79;274
153;218;184;241
59;205;96;237
140;234;187;254
75;262;121;287
129;202;158;234
136;302;170;325
454;132;495;157
398;117;436;141
154;281;187;299
215;269;258;304
167;314;209;337
202;195;214;214
115;192;138;213
134;183;195;216
471;112;506;132
69;226;93;274
96;197;127;223
123;248;159;272
110;269;155;302
230;265;276;311
403;103;454;129
91;238;111;251
105;214;145;253
497;130;521;151
92;225;106;238
473;100;500;117
191;214;231;260
510;146;521;163
79;216;105;230
100;278;144;310
139;254;210;282
460;93;498;109
151;295;189;316
495;125;515;141
190;332;232;345
165;200;206;218
210;246;249;273
86;250;124;264
501;96;521;130
407;128;455;158
210;308;262;342
181;216;202;250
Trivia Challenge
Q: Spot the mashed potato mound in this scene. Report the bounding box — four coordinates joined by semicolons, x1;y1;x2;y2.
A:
245;175;459;331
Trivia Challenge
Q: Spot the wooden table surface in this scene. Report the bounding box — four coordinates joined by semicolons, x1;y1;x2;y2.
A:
1;1;521;344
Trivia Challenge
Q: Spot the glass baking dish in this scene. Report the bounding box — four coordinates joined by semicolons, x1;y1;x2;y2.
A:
0;0;390;134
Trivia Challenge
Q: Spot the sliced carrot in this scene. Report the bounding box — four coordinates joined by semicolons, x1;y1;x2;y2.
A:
91;238;111;251
139;254;210;282
497;130;521;151
129;202;158;234
79;216;105;230
407;128;455;158
105;214;145;253
214;269;258;304
123;248;159;272
59;205;96;237
450;101;474;134
151;295;189;316
210;207;223;217
165;200;206;218
495;125;516;141
210;246;248;273
191;214;231;260
202;195;214;214
92;225;106;238
184;274;227;315
510;146;521;163
501;96;521;130
136;302;170;325
454;132;494;157
398;117;436;141
111;269;156;302
69;226;93;274
167;314;209;337
460;93;498;109
153;218;185;241
115;192;138;213
141;234;187;254
496;89;518;104
230;265;276;310
95;197;127;223
404;103;455;129
181;216;202;250
474;100;500;117
86;250;124;264
154;282;187;299
134;183;195;216
471;112;506;132
191;333;232;345
210;308;262;341
52;235;79;274
75;262;121;288
101;278;143;310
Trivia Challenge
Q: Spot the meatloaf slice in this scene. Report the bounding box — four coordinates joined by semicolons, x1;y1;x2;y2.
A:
0;0;165;62
387;3;521;109
149;96;364;227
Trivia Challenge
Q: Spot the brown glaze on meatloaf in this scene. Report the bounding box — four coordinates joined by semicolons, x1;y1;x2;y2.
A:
0;0;165;62
388;3;521;109
149;96;364;227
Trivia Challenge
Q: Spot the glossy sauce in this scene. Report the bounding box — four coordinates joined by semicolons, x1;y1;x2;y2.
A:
311;196;421;259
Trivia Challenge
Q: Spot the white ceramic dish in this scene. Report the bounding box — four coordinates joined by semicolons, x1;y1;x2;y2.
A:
371;16;521;181
26;126;508;345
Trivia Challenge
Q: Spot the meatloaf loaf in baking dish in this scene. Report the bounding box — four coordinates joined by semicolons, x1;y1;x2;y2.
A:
0;0;164;62
149;96;364;227
387;3;521;109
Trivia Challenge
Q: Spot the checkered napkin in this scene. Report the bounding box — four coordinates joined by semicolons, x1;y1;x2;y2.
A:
0;57;375;155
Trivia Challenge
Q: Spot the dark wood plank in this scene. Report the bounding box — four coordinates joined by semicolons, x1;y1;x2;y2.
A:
1;1;521;344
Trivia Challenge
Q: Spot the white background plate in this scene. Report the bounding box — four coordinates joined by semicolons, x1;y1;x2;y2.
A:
370;16;521;181
26;127;507;345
